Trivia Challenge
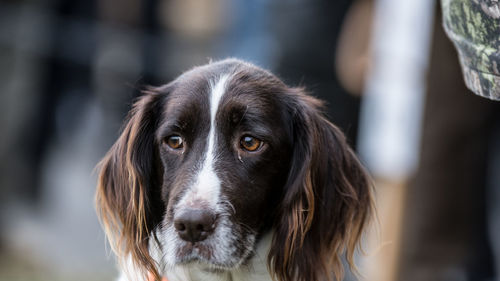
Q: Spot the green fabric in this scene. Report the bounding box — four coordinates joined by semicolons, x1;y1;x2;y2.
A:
442;0;500;101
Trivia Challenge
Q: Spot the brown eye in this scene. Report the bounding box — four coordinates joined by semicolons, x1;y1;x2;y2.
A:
240;135;262;152
166;135;184;150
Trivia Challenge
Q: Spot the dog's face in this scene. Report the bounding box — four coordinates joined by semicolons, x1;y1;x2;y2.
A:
157;63;293;268
97;59;373;281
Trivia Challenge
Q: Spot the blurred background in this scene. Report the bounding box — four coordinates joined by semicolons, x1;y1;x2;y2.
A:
0;0;499;281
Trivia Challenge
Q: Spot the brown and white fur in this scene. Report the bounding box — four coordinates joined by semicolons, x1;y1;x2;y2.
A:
96;59;373;281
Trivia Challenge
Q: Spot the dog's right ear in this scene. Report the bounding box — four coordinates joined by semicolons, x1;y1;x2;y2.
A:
96;88;167;281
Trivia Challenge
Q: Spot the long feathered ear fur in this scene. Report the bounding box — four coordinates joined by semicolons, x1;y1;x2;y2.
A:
270;89;374;281
96;91;165;281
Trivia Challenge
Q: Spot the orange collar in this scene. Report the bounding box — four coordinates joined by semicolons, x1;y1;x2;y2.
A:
148;272;168;281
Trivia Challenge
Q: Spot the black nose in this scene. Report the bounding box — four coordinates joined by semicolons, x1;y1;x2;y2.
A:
174;209;217;243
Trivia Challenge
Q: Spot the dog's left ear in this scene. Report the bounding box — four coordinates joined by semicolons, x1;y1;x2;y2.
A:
270;89;374;281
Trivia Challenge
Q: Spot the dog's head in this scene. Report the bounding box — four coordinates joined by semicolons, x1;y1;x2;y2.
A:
96;59;373;281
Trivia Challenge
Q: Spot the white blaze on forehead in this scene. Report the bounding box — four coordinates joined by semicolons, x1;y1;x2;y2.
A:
210;74;230;127
178;74;230;209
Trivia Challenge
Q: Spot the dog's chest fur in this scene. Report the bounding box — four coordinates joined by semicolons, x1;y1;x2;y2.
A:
119;234;273;281
165;234;272;281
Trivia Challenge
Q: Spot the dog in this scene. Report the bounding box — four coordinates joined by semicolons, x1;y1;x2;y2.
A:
96;59;373;281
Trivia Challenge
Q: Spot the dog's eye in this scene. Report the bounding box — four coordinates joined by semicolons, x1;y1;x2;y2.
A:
240;135;262;152
166;135;184;149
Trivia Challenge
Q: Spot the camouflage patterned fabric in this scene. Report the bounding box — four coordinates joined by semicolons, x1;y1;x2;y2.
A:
442;0;500;101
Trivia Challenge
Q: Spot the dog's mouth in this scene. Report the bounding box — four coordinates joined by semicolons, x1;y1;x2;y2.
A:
176;242;212;262
174;241;232;269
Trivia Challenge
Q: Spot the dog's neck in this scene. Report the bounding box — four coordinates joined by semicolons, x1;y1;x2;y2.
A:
164;233;273;281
